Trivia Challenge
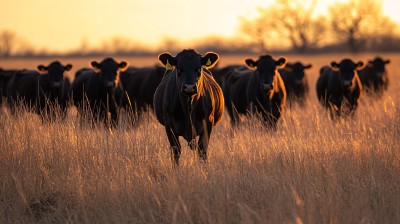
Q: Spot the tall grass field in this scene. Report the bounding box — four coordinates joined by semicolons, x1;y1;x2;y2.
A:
0;53;399;223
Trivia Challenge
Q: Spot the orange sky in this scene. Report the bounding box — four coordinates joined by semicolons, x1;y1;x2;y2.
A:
0;0;399;53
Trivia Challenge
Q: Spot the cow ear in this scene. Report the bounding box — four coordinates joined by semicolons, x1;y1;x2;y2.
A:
119;61;128;69
65;64;72;71
304;64;312;69
368;60;374;67
159;53;175;70
37;65;47;72
355;61;364;70
283;63;293;72
201;52;219;69
91;61;101;69
330;61;340;71
276;57;287;68
245;59;257;68
331;61;339;68
385;59;390;64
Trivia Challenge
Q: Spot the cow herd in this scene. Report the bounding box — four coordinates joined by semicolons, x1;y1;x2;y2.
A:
0;49;391;164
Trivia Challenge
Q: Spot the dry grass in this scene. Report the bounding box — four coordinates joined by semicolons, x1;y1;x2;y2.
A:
0;53;399;223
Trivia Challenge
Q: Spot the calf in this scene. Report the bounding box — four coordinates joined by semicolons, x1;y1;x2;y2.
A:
316;59;363;118
279;62;312;107
7;61;71;121
223;55;287;129
70;58;127;127
358;56;390;97
153;49;224;164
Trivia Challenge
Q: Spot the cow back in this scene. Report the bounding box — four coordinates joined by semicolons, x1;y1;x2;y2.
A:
8;70;40;104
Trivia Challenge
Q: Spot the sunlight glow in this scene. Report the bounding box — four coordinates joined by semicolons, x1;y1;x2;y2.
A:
0;0;398;52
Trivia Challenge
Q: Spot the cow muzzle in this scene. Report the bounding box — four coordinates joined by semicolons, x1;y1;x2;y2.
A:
105;81;115;88
181;83;197;95
261;84;273;92
51;82;62;88
343;80;352;88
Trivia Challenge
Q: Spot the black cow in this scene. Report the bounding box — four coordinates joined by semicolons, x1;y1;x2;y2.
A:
279;62;312;107
316;59;363;118
7;61;72;121
358;56;390;97
120;65;165;117
210;64;248;87
153;49;224;164
223;55;287;129
70;58;127;127
0;69;17;106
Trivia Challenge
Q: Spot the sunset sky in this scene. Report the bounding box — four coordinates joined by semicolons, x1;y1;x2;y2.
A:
1;0;399;53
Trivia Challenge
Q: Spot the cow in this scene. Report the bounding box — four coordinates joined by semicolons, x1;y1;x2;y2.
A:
316;59;363;118
0;69;17;106
120;65;165;119
210;64;248;87
358;56;390;97
70;58;127;127
279;62;312;107
222;55;287;129
153;49;224;165
7;61;72;121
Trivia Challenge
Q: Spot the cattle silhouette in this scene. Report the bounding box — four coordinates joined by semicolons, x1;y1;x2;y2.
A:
316;59;363;118
7;61;71;121
70;58;127;127
279;62;312;107
223;55;287;129
0;69;17;106
210;64;248;87
153;49;224;165
120;65;165;120
358;56;390;97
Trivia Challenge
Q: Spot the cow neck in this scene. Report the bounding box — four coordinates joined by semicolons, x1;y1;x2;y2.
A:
173;68;196;143
186;96;196;145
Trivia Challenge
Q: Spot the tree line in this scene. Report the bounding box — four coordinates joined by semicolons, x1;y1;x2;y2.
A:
1;0;398;57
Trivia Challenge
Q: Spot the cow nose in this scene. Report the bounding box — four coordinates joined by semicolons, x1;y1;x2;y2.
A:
261;84;273;91
51;82;62;88
105;81;115;88
343;80;352;87
182;83;197;95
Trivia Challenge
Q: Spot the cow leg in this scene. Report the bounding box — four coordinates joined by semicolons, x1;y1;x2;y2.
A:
269;102;282;130
228;102;240;126
165;127;181;165
60;98;68;120
103;96;119;128
198;120;212;162
328;99;341;120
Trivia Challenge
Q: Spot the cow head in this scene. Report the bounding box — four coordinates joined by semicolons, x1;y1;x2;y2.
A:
285;62;312;85
159;49;219;96
91;58;127;90
331;59;363;88
245;55;286;92
38;61;72;89
367;56;390;78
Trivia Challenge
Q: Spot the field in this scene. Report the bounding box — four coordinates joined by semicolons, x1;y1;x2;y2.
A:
0;53;399;223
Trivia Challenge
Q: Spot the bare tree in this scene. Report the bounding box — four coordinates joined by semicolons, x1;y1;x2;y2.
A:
239;14;273;53
239;0;326;53
0;30;16;57
328;0;396;53
267;0;327;53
